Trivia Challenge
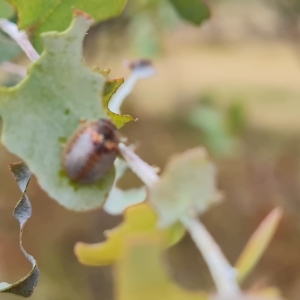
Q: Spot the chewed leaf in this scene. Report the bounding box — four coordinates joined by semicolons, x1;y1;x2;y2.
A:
235;207;283;283
0;162;39;297
74;202;185;266
103;158;146;215
115;234;208;300
103;78;134;129
0;11;115;211
149;147;220;227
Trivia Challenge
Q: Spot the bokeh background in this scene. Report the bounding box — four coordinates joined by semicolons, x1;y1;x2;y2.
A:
1;0;300;299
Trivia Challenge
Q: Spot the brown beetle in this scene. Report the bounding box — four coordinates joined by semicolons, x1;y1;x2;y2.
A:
62;118;118;184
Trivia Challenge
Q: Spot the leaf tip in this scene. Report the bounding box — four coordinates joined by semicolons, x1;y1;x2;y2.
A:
73;9;94;23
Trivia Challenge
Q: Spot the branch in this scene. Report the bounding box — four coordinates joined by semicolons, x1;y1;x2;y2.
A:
181;215;241;296
118;143;159;187
0;19;39;62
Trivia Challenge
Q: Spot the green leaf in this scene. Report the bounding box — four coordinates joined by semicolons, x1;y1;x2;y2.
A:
115;234;208;300
149;147;220;227
9;0;127;51
168;0;210;26
7;0;58;29
0;11;115;211
74;202;185;266
0;32;21;64
0;162;39;298
9;0;127;30
103;78;134;129
0;0;15;19
235;207;283;283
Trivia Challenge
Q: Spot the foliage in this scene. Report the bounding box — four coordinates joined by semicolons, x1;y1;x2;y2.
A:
169;0;210;25
0;1;285;299
235;207;283;283
115;234;207;300
8;0;127;51
0;0;14;19
0;12;132;211
75;202;185;265
149;147;219;227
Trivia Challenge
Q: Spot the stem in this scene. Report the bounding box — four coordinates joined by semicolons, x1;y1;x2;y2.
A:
109;74;139;114
0;19;39;62
118;143;159;187
108;60;156;114
181;215;241;296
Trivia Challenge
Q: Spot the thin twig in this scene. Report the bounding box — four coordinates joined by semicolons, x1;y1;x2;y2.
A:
108;60;156;114
181;215;241;296
0;19;39;62
118;143;159;187
0;62;26;77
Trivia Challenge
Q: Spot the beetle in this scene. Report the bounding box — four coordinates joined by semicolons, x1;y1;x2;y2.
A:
62;118;119;184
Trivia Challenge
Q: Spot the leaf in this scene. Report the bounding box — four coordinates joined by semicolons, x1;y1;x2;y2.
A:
0;0;15;19
74;202;185;265
235;207;283;283
168;0;210;26
149;147;220;227
9;0;127;51
103;78;134;129
0;11;115;211
7;0;59;29
115;234;208;300
0;32;21;64
103;158;146;215
0;162;39;298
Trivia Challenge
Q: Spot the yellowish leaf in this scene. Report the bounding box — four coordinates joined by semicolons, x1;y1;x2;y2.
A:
235;207;283;283
115;233;208;300
74;202;185;265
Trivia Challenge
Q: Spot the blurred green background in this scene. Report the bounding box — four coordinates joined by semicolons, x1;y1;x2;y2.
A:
1;0;300;299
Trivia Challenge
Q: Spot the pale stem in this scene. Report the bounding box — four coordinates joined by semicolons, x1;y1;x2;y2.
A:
108;63;156;114
0;19;40;62
109;74;138;114
181;215;241;296
0;62;26;77
118;143;159;187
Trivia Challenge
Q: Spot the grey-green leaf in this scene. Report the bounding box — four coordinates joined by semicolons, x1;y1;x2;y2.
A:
149;148;220;227
0;162;39;298
0;11;115;211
